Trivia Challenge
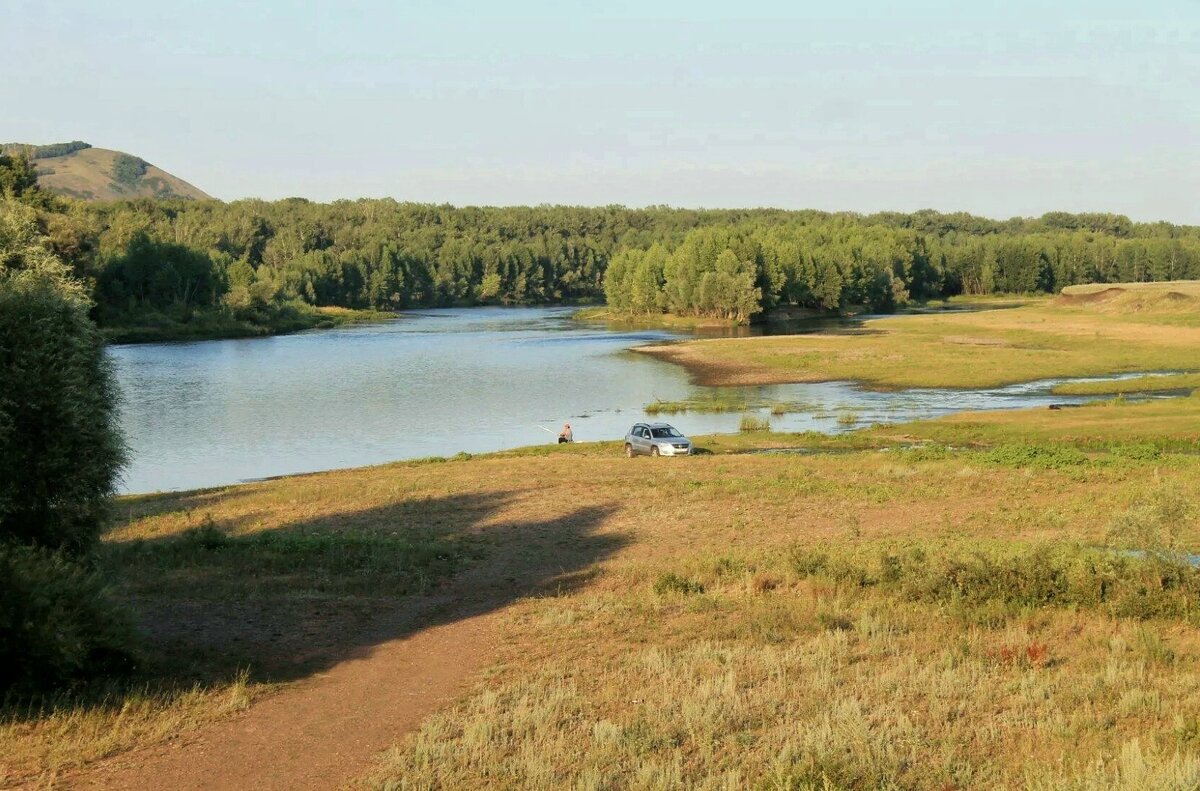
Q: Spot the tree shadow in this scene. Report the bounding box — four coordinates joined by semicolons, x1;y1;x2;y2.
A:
115;490;623;684
8;490;625;723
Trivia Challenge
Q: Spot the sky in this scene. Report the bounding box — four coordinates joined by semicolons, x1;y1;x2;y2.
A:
3;0;1199;221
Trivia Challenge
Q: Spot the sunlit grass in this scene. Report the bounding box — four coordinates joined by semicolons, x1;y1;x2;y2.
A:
12;387;1200;785
635;282;1200;389
1051;373;1200;396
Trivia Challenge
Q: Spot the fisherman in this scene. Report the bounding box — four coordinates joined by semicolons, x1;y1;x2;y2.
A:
558;422;574;443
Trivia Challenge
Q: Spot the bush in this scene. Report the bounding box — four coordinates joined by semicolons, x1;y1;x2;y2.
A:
0;273;125;555
653;572;705;595
111;153;148;187
0;545;137;693
789;538;1200;623
981;443;1088;469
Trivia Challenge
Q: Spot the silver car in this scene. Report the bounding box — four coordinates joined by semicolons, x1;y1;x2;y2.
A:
624;422;693;457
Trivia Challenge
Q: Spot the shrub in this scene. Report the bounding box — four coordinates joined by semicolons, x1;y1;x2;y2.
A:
1109;442;1164;462
895;444;954;462
981;443;1088;469
789;538;1200;623
111;153;148;187
653;572;705;595
1106;483;1196;563
0;544;137;693
0;272;125;555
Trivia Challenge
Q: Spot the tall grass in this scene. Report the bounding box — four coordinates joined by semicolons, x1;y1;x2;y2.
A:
739;415;771;433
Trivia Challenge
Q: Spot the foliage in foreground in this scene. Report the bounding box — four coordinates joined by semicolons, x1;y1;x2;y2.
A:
0;206;125;555
0;545;137;692
1;199;132;697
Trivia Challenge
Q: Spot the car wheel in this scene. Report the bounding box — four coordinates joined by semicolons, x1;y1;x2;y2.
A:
625;443;634;458
651;446;660;457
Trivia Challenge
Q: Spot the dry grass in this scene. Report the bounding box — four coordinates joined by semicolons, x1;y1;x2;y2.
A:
33;147;209;201
636;283;1200;389
365;595;1200;789
0;674;263;785
9;394;1200;786
1063;281;1200;297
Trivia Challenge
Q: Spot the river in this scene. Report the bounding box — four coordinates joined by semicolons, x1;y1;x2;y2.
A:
109;306;1151;493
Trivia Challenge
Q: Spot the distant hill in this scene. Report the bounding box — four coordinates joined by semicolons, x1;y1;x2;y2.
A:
1;141;211;201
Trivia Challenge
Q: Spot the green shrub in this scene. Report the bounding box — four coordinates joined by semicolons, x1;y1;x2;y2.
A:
111;153;148;187
0;545;137;693
179;519;230;551
0;272;125;555
653;572;705;595
895;444;954;462
1109;442;1164;462
789;539;1200;623
981;443;1088;469
1106;483;1196;563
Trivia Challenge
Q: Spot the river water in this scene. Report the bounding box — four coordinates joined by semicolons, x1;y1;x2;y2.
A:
109;306;1156;493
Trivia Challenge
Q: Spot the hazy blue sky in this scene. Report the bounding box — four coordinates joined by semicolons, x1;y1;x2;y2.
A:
3;1;1198;220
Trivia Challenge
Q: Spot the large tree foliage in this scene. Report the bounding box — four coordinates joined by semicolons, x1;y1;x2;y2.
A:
0;203;125;555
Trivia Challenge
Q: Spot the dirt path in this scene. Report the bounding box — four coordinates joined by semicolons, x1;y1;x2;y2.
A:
71;608;497;790
37;493;619;791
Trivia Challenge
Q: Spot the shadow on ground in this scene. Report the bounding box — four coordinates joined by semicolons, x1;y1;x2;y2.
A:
8;488;624;724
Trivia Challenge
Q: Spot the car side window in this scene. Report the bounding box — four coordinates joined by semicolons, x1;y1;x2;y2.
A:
637;427;648;438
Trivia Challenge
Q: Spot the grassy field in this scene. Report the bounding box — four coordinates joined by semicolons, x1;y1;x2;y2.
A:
635;284;1200;389
1050;373;1200;396
5;392;1200;787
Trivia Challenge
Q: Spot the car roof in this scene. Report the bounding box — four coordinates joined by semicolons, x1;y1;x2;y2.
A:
646;422;677;429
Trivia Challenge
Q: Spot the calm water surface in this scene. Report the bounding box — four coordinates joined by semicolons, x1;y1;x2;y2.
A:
109;307;1154;493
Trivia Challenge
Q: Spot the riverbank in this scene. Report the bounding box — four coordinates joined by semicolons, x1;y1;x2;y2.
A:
634;283;1200;389
574;295;1036;336
101;305;398;344
7;393;1200;787
573;305;744;330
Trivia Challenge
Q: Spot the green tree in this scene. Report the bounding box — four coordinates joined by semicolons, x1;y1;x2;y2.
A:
0;152;39;200
0;202;125;555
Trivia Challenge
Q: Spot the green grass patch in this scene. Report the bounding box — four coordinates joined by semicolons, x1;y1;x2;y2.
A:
1051;373;1200;396
981;443;1090;469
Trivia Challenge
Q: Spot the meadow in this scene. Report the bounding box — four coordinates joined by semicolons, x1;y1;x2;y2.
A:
5;283;1200;789
2;389;1198;788
636;285;1200;389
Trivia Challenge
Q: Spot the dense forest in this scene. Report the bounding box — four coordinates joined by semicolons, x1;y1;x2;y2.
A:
3;151;1200;336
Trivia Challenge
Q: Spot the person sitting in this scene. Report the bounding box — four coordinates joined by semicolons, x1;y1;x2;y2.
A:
558;422;573;443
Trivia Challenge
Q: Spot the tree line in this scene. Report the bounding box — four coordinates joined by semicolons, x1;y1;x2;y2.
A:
78;196;1200;326
5;151;1200;332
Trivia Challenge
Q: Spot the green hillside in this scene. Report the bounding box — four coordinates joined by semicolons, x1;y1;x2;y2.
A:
1;140;210;201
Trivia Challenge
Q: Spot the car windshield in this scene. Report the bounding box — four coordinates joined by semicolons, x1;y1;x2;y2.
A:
651;427;682;439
